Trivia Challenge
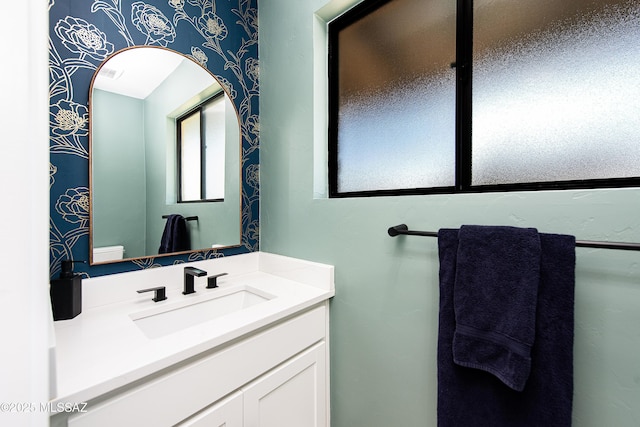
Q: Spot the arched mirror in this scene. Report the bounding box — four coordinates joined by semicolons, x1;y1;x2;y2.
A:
89;46;241;264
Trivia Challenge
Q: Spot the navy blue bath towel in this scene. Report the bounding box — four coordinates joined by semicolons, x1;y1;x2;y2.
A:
454;225;541;391
158;214;190;254
437;227;575;427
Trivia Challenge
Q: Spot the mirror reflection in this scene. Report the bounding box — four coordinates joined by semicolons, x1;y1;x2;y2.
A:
90;46;241;264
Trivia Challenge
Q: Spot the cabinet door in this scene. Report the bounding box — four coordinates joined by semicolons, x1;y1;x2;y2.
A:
177;391;243;427
243;342;327;427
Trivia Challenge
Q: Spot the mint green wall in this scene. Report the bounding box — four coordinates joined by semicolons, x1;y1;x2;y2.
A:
144;60;241;255
92;89;146;257
258;1;640;426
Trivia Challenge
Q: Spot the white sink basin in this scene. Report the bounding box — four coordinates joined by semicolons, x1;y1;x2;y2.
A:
131;286;274;339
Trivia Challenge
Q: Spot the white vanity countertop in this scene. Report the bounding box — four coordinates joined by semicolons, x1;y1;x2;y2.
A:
51;252;334;405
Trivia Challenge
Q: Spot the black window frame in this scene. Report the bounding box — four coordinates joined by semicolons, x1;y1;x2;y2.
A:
176;91;225;203
328;0;640;198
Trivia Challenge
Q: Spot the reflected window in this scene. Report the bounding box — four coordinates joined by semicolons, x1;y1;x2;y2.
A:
328;0;640;197
177;92;226;202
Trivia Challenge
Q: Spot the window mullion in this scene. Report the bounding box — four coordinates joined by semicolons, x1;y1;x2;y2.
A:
177;118;184;202
455;0;473;191
200;106;206;200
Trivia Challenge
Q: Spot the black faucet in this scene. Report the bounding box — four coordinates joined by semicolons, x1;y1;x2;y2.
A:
183;266;207;295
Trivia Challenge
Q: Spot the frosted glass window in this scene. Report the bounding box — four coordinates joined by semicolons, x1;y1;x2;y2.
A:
330;0;456;195
179;111;202;201
177;93;226;202
472;0;640;186
203;96;226;200
329;0;640;196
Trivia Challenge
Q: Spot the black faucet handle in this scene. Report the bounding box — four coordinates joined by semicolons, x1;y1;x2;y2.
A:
206;272;228;289
137;286;167;302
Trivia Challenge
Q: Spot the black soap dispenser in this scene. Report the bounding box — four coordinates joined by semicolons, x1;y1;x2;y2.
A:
50;260;85;321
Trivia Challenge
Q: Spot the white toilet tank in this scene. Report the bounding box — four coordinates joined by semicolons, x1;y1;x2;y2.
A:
93;245;125;262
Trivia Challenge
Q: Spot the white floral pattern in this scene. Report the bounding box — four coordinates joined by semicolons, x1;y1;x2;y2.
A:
246;114;259;138
190;46;208;66
217;76;237;100
245;57;259;84
132;258;163;269
131;2;176;46
56;188;90;225
198;12;227;41
245;164;259;191
54;16;114;60
168;0;184;10
50;100;88;137
50;164;58;188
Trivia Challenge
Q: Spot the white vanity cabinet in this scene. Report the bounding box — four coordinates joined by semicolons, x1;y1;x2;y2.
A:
242;342;326;427
53;303;329;427
179;342;326;427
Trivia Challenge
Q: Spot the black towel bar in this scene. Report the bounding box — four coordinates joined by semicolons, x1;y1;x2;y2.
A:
162;215;199;221
388;224;640;252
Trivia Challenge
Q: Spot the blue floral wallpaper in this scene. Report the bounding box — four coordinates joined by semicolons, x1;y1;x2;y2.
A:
49;0;259;278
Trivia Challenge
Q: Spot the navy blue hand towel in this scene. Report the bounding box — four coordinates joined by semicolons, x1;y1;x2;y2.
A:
454;225;541;391
158;214;190;254
437;228;575;427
